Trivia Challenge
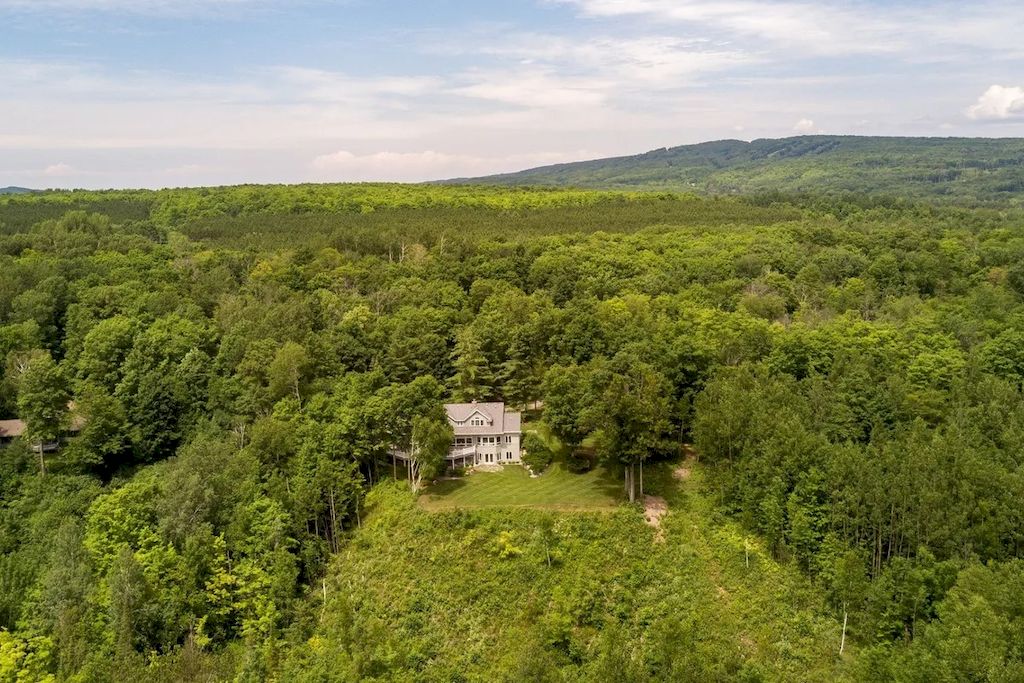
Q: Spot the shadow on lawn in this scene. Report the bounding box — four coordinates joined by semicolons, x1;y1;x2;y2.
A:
593;466;626;501
423;478;468;496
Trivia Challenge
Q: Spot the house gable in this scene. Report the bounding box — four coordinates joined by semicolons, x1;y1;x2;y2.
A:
452;409;492;427
444;402;522;436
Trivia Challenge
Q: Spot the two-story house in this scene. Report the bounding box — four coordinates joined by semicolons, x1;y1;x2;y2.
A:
445;401;522;468
389;401;523;471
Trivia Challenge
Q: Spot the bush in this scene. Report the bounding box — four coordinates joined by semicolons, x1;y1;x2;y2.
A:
521;433;553;473
566;450;595;474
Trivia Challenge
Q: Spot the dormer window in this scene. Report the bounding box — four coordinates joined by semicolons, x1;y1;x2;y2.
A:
471;417;484;426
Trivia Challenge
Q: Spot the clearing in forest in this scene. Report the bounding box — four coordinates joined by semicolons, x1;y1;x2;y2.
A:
418;462;622;510
305;465;848;681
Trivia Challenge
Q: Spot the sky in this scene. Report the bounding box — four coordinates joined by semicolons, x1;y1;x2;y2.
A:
2;0;1024;189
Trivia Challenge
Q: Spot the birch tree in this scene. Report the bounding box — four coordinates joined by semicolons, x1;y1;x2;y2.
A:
408;413;452;491
16;353;68;475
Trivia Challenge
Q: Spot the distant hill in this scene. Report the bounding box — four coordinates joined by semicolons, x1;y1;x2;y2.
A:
451;136;1024;203
0;186;35;195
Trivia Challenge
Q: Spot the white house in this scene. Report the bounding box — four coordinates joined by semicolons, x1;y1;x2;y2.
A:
389;401;523;470
445;401;522;468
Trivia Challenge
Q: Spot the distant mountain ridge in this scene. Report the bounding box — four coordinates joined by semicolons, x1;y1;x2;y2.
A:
450;135;1024;203
0;187;36;195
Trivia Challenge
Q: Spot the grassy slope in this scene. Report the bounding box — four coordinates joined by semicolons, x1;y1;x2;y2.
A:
283;464;852;682
419;463;622;511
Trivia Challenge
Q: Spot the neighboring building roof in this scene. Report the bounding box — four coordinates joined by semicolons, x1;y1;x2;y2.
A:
445;402;522;435
0;402;84;440
0;419;26;439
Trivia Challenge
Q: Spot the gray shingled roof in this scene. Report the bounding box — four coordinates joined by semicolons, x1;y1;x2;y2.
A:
445;402;521;435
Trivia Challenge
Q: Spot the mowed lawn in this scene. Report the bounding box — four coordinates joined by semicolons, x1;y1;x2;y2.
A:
419;462;623;511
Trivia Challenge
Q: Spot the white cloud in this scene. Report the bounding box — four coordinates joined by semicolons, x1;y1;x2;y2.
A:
967;85;1024;120
559;0;901;55
559;0;1024;58
164;163;211;175
0;59;269;103
451;69;610;108
271;66;443;102
458;34;756;88
310;149;591;182
0;60;442;152
793;118;817;133
0;0;266;15
42;162;75;176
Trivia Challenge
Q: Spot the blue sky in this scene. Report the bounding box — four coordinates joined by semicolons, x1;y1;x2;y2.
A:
2;0;1023;188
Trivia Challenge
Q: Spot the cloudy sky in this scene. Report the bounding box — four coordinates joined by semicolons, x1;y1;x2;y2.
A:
2;0;1023;189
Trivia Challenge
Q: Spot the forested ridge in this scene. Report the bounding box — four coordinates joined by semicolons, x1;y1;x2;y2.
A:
2;184;1024;680
457;135;1024;204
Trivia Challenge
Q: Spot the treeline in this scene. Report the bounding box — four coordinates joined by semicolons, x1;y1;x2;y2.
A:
2;186;1024;678
0;183;671;231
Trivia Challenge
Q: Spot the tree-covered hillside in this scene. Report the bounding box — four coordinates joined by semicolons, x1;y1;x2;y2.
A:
454;136;1024;204
2;184;1024;680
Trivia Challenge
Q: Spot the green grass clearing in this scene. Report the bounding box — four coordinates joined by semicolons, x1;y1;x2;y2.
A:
419;462;623;510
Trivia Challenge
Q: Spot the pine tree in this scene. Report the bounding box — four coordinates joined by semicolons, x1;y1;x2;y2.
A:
450;328;495;402
499;334;538;409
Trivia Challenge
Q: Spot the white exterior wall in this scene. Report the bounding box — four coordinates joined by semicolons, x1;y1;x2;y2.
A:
448;433;521;465
503;433;521;463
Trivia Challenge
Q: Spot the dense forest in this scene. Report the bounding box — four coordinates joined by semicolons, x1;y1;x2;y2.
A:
459;136;1024;204
3;183;1024;680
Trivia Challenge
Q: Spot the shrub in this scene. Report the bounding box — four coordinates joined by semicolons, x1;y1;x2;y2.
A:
521;433;552;473
566;450;595;474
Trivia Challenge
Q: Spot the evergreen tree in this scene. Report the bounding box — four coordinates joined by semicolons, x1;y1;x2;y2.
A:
450;327;495;402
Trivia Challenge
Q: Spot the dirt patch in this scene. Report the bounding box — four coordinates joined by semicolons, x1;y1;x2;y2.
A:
674;449;697;481
643;495;668;542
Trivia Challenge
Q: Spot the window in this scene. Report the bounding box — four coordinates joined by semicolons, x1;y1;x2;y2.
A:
505;435;512;443
471;417;484;426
